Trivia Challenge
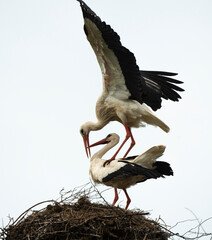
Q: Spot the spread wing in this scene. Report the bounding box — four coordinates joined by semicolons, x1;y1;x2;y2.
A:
78;0;184;110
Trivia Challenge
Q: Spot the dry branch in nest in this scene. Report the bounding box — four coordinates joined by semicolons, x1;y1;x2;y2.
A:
0;183;169;240
1;183;212;240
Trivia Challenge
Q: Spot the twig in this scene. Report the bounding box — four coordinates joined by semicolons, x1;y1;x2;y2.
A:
185;208;206;234
12;200;56;226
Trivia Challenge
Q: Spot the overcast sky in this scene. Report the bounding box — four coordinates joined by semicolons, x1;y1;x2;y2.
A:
0;0;212;238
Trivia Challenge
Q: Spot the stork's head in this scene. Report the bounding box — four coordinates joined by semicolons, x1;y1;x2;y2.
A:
104;133;120;145
80;122;92;158
80;120;108;157
90;133;120;148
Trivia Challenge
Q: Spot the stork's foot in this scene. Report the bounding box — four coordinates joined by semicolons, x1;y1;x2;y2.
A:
103;159;115;167
103;156;115;167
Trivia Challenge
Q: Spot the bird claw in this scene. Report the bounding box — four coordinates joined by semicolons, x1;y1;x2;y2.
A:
103;160;112;167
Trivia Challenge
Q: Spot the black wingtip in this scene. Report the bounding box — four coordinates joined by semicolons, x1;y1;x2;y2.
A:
77;0;101;21
139;70;184;110
145;71;178;77
77;0;86;8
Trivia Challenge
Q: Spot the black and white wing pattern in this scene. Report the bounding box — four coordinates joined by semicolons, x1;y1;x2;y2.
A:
77;0;184;111
102;160;173;183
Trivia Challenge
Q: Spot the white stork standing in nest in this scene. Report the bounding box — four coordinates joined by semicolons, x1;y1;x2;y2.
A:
89;133;173;210
77;0;184;163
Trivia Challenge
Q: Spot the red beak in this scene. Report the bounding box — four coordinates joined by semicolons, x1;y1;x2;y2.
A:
89;137;108;147
83;134;91;158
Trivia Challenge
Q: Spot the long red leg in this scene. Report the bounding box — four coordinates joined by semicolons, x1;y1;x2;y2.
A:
112;188;119;206
123;126;135;158
103;123;135;167
111;123;133;159
123;189;131;210
112;123;135;159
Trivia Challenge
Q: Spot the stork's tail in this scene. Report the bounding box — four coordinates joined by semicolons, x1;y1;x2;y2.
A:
151;115;170;133
134;145;166;167
134;145;173;176
142;112;170;133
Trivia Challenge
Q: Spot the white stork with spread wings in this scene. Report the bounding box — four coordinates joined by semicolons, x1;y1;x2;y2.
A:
78;0;184;162
89;133;173;210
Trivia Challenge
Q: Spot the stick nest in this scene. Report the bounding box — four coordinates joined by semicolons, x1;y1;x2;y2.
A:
1;183;170;240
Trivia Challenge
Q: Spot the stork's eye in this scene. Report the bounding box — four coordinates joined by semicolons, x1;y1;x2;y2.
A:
106;134;112;138
80;129;84;136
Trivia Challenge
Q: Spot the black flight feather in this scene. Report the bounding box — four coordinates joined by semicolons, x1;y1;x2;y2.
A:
153;161;173;176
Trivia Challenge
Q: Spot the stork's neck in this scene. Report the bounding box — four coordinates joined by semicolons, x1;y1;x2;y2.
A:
89;120;107;131
91;140;118;160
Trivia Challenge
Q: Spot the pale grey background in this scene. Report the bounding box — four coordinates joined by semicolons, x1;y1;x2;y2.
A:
0;0;212;237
